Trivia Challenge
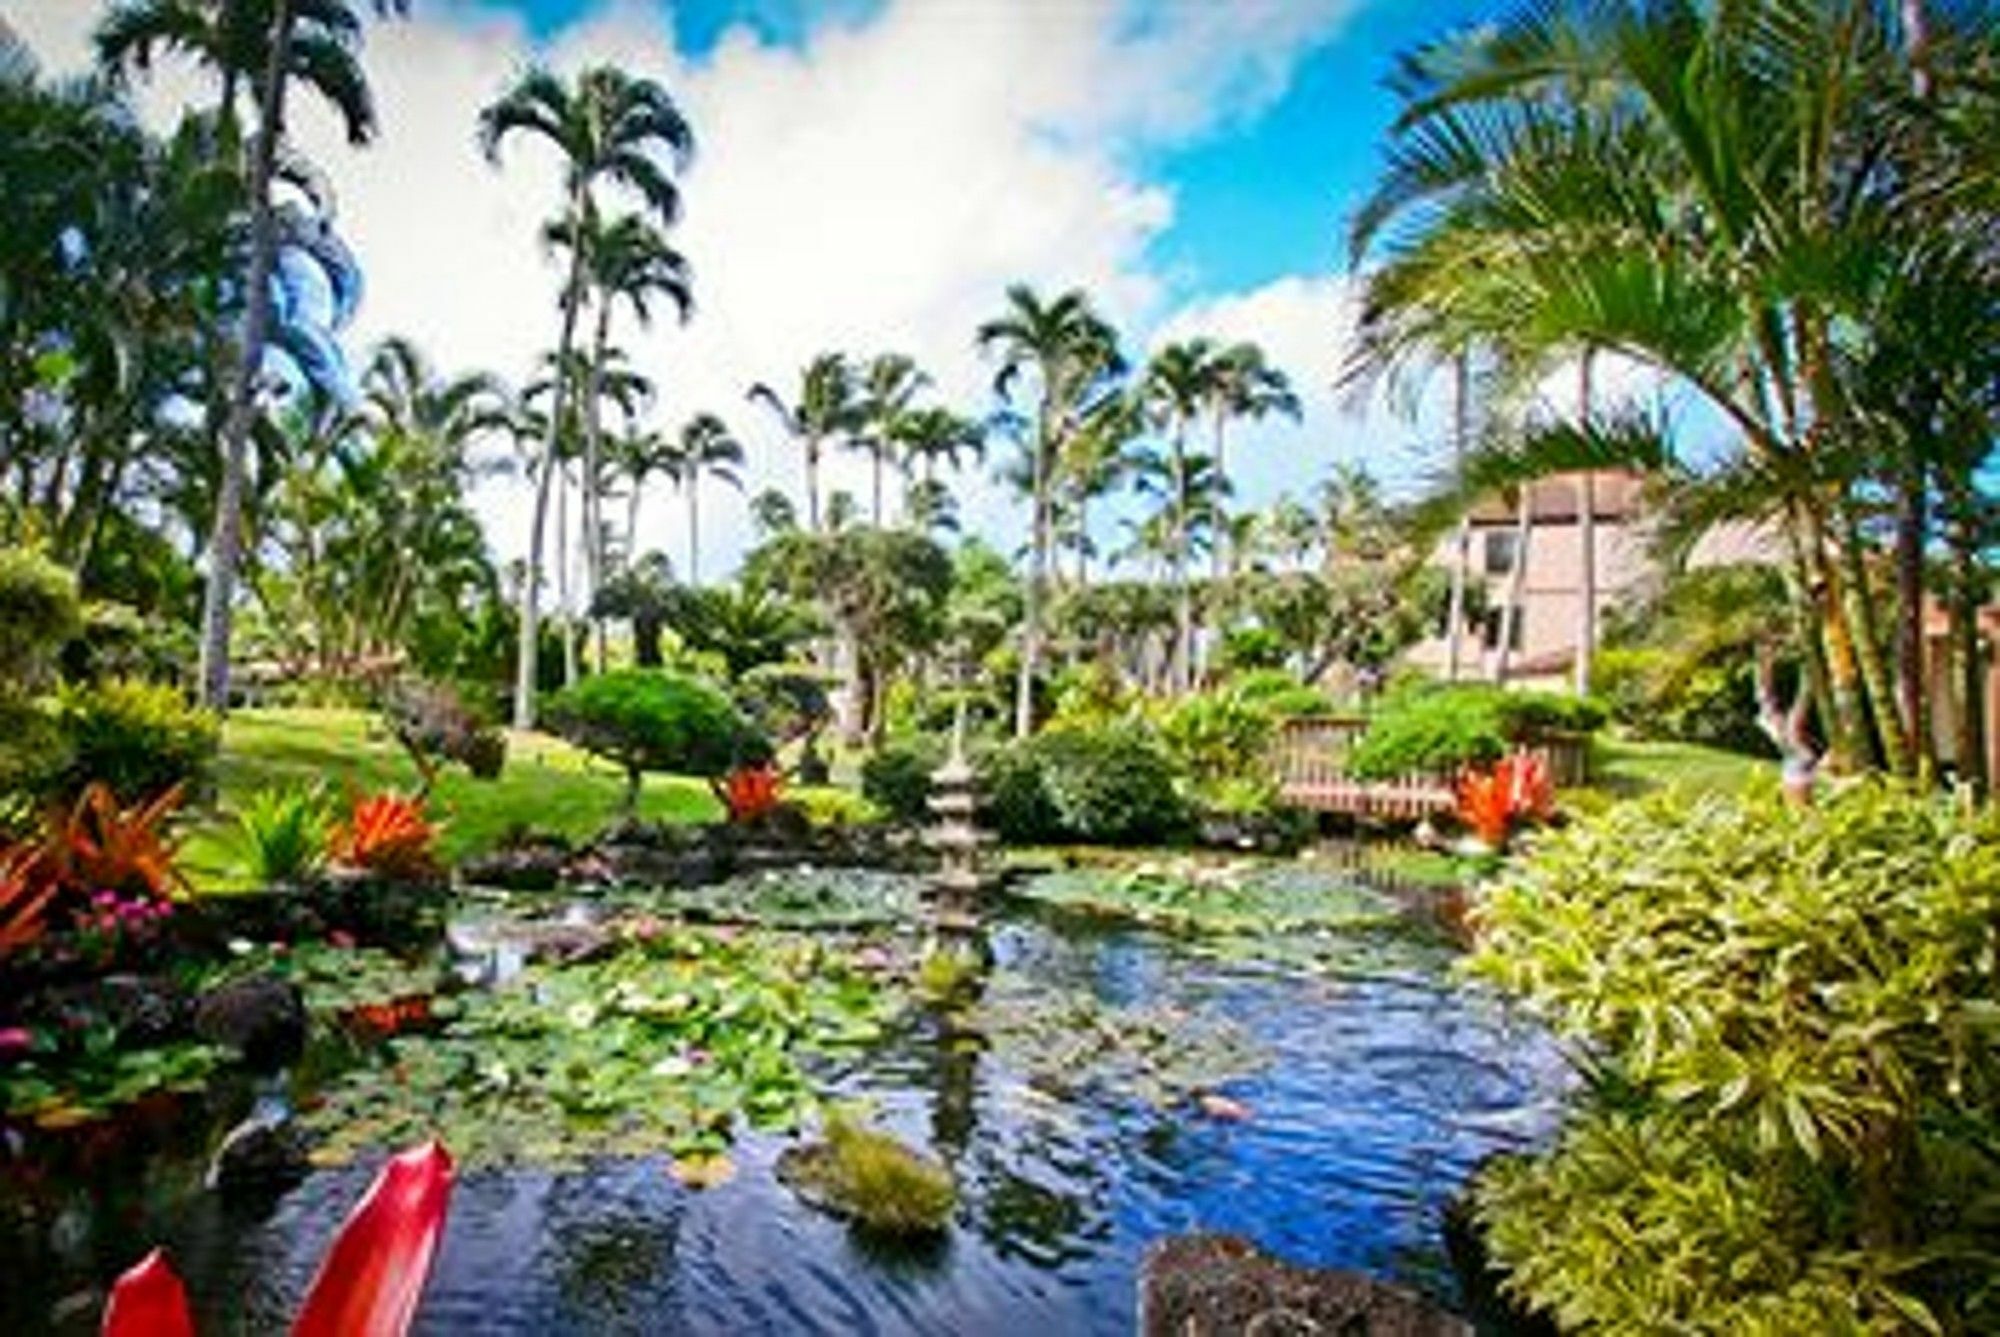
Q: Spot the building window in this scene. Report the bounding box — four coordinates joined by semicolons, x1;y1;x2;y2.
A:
1483;529;1519;576
1481;606;1526;652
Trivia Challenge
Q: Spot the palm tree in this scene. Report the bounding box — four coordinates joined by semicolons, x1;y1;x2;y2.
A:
976;284;1123;736
749;486;798;539
855;352;927;524
1141;339;1222;692
890;406;983;517
480;64;692;726
1205;340;1299;579
663;412;744;586
610;425;676;564
99;0;410;709
1346;0;1966;774
748;353;858;536
554;207;691;666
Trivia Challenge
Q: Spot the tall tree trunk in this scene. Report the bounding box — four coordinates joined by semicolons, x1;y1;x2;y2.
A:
584;297;612;674
1836;503;1910;774
1210;409;1229;584
514;197;589;729
871;449;884;527
1951;530;1987;794
1446;354;1473;682
686;480;700;587
805;434;822;535
1797;499;1870;771
1015;411;1051;738
1574;352;1597;697
556;458;577;688
1172;422;1193;694
1493;488;1531;683
199;0;295;710
1896;0;1933;776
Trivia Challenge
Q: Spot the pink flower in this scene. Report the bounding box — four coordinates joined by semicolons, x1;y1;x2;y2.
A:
0;1027;35;1056
329;930;357;950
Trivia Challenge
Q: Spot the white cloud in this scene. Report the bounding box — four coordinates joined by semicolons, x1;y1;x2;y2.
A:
7;0;1370;582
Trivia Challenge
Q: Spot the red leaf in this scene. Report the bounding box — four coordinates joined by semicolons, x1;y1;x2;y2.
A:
101;1247;195;1337
292;1141;454;1337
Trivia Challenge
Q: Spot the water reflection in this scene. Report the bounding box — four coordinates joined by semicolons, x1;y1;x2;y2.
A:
5;902;1569;1335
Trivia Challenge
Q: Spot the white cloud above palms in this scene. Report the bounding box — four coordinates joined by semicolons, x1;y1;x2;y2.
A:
8;0;1384;575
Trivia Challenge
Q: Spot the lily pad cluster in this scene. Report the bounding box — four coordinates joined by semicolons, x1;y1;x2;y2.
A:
970;977;1262;1111
302;926;909;1169
1017;859;1400;935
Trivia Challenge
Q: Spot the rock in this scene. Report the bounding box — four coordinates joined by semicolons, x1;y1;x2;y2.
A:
97;974;190;1047
1139;1234;1470;1337
458;842;569;891
192;974;306;1072
206;1096;309;1196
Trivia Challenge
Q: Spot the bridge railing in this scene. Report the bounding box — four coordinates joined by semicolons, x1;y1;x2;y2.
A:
1275;715;1592;818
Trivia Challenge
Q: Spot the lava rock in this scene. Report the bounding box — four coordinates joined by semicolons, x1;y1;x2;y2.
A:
97;974;191;1047
206;1102;309;1196
1139;1234;1470;1337
192;974;306;1072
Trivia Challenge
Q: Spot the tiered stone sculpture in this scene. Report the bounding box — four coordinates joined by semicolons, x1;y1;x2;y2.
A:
925;701;987;934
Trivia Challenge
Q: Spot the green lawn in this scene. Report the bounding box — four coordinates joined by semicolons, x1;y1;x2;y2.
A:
182;707;720;892
1584;734;1771;803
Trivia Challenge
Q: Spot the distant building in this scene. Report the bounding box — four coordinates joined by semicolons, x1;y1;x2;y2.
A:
1406;470;1776;687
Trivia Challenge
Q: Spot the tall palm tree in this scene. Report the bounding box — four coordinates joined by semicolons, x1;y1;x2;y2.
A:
480;64;692;726
663;412;744;586
1347;0;1959;773
748;353;857;536
99;0;410;709
553;207;691;667
1205;340;1299;580
855;352;927;524
976;284;1123;736
611;425;676;564
1142;339;1222;693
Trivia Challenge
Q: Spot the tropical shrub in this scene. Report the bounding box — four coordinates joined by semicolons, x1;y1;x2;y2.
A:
40;783;190;901
1465;783;2000;1332
236;784;334;885
1046;662;1138;730
0;545;82;686
859;737;944;825
1453;753;1553;849
1346;683;1600;781
0;845;58;959
329;793;439;882
545;670;768;813
981;725;1188;845
716;764;785;824
1157;690;1278;794
52;677;218;803
1227;669;1335;720
382;678;506;789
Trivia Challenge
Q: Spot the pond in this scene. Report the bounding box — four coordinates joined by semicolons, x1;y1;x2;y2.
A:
3;866;1568;1334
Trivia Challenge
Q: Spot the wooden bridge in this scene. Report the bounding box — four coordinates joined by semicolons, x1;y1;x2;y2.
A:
1275;716;1592;820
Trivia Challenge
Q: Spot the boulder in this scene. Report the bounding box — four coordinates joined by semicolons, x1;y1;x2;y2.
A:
206;1098;309;1196
97;974;190;1047
1139;1234;1470;1337
192;974;306;1072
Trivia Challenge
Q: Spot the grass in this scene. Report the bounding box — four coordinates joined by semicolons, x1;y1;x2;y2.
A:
1584;735;1770;803
182;707;719;892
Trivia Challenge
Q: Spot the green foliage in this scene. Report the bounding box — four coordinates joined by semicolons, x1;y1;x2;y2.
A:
546;670;768;809
1227;669;1334;720
0;545;81;685
781;1114;958;1236
790;785;880;829
859;737;944;825
1596;565;1792;756
1346;683;1601;780
304;926;903;1168
1466;783;2000;1332
382;678;507;786
52;677;219;803
1046;661;1139;730
981;725;1189;845
234;784;333;885
1157;689;1277;793
1212;625;1289;674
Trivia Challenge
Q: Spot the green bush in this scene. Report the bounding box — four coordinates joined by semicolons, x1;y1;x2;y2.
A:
1346;682;1601;780
1466;783;2000;1332
981;724;1188;845
0;545;81;686
1227;669;1335;720
236;783;333;885
1158;690;1276;792
546;670;767;812
383;678;507;787
53;677;218;802
859;737;944;825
